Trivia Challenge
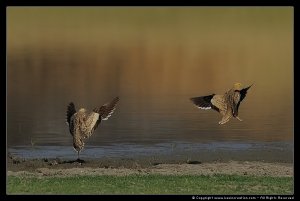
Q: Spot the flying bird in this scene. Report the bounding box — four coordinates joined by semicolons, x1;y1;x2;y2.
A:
190;83;252;125
66;97;119;160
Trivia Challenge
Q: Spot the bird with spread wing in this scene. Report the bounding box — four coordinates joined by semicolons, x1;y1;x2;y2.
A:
66;97;119;160
190;83;252;125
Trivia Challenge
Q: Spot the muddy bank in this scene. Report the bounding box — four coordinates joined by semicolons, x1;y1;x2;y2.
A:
7;153;293;177
7;152;202;171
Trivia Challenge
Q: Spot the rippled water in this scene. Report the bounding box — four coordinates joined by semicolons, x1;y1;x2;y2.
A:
8;141;293;163
7;7;293;161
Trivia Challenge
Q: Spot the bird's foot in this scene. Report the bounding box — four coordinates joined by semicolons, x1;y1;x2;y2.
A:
76;158;85;163
219;119;229;125
218;114;231;125
236;116;243;121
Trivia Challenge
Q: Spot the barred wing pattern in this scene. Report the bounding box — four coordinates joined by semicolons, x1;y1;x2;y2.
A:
66;102;76;134
96;96;120;120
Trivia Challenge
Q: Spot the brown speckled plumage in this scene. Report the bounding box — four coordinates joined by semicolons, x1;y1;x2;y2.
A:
66;97;119;159
190;83;252;125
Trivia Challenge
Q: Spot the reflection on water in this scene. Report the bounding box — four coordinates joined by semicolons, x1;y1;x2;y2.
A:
7;8;293;160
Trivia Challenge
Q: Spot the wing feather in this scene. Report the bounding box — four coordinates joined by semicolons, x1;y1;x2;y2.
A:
190;94;215;110
96;97;120;120
236;84;253;112
66;102;76;125
240;84;252;102
91;97;119;131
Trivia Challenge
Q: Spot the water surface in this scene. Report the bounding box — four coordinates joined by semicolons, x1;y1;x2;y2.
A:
7;7;293;161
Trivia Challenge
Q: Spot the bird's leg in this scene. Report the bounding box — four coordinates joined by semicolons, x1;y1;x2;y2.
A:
219;113;232;125
219;118;230;125
77;151;80;160
236;116;243;121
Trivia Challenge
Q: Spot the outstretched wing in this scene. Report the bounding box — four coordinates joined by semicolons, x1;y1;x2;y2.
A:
91;97;120;131
66;102;76;125
236;84;253;112
97;96;120;120
190;94;220;112
190;94;214;109
66;102;76;135
240;84;252;102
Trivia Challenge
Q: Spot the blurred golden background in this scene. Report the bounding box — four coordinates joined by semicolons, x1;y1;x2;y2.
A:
7;7;293;146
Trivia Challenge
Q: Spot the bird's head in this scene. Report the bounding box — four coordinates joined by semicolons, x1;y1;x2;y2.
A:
78;108;86;113
233;83;243;90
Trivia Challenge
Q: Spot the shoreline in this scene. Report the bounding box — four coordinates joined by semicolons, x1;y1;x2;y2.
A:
7;154;293;177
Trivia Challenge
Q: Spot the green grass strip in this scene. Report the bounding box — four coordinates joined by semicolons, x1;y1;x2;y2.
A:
7;174;293;195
